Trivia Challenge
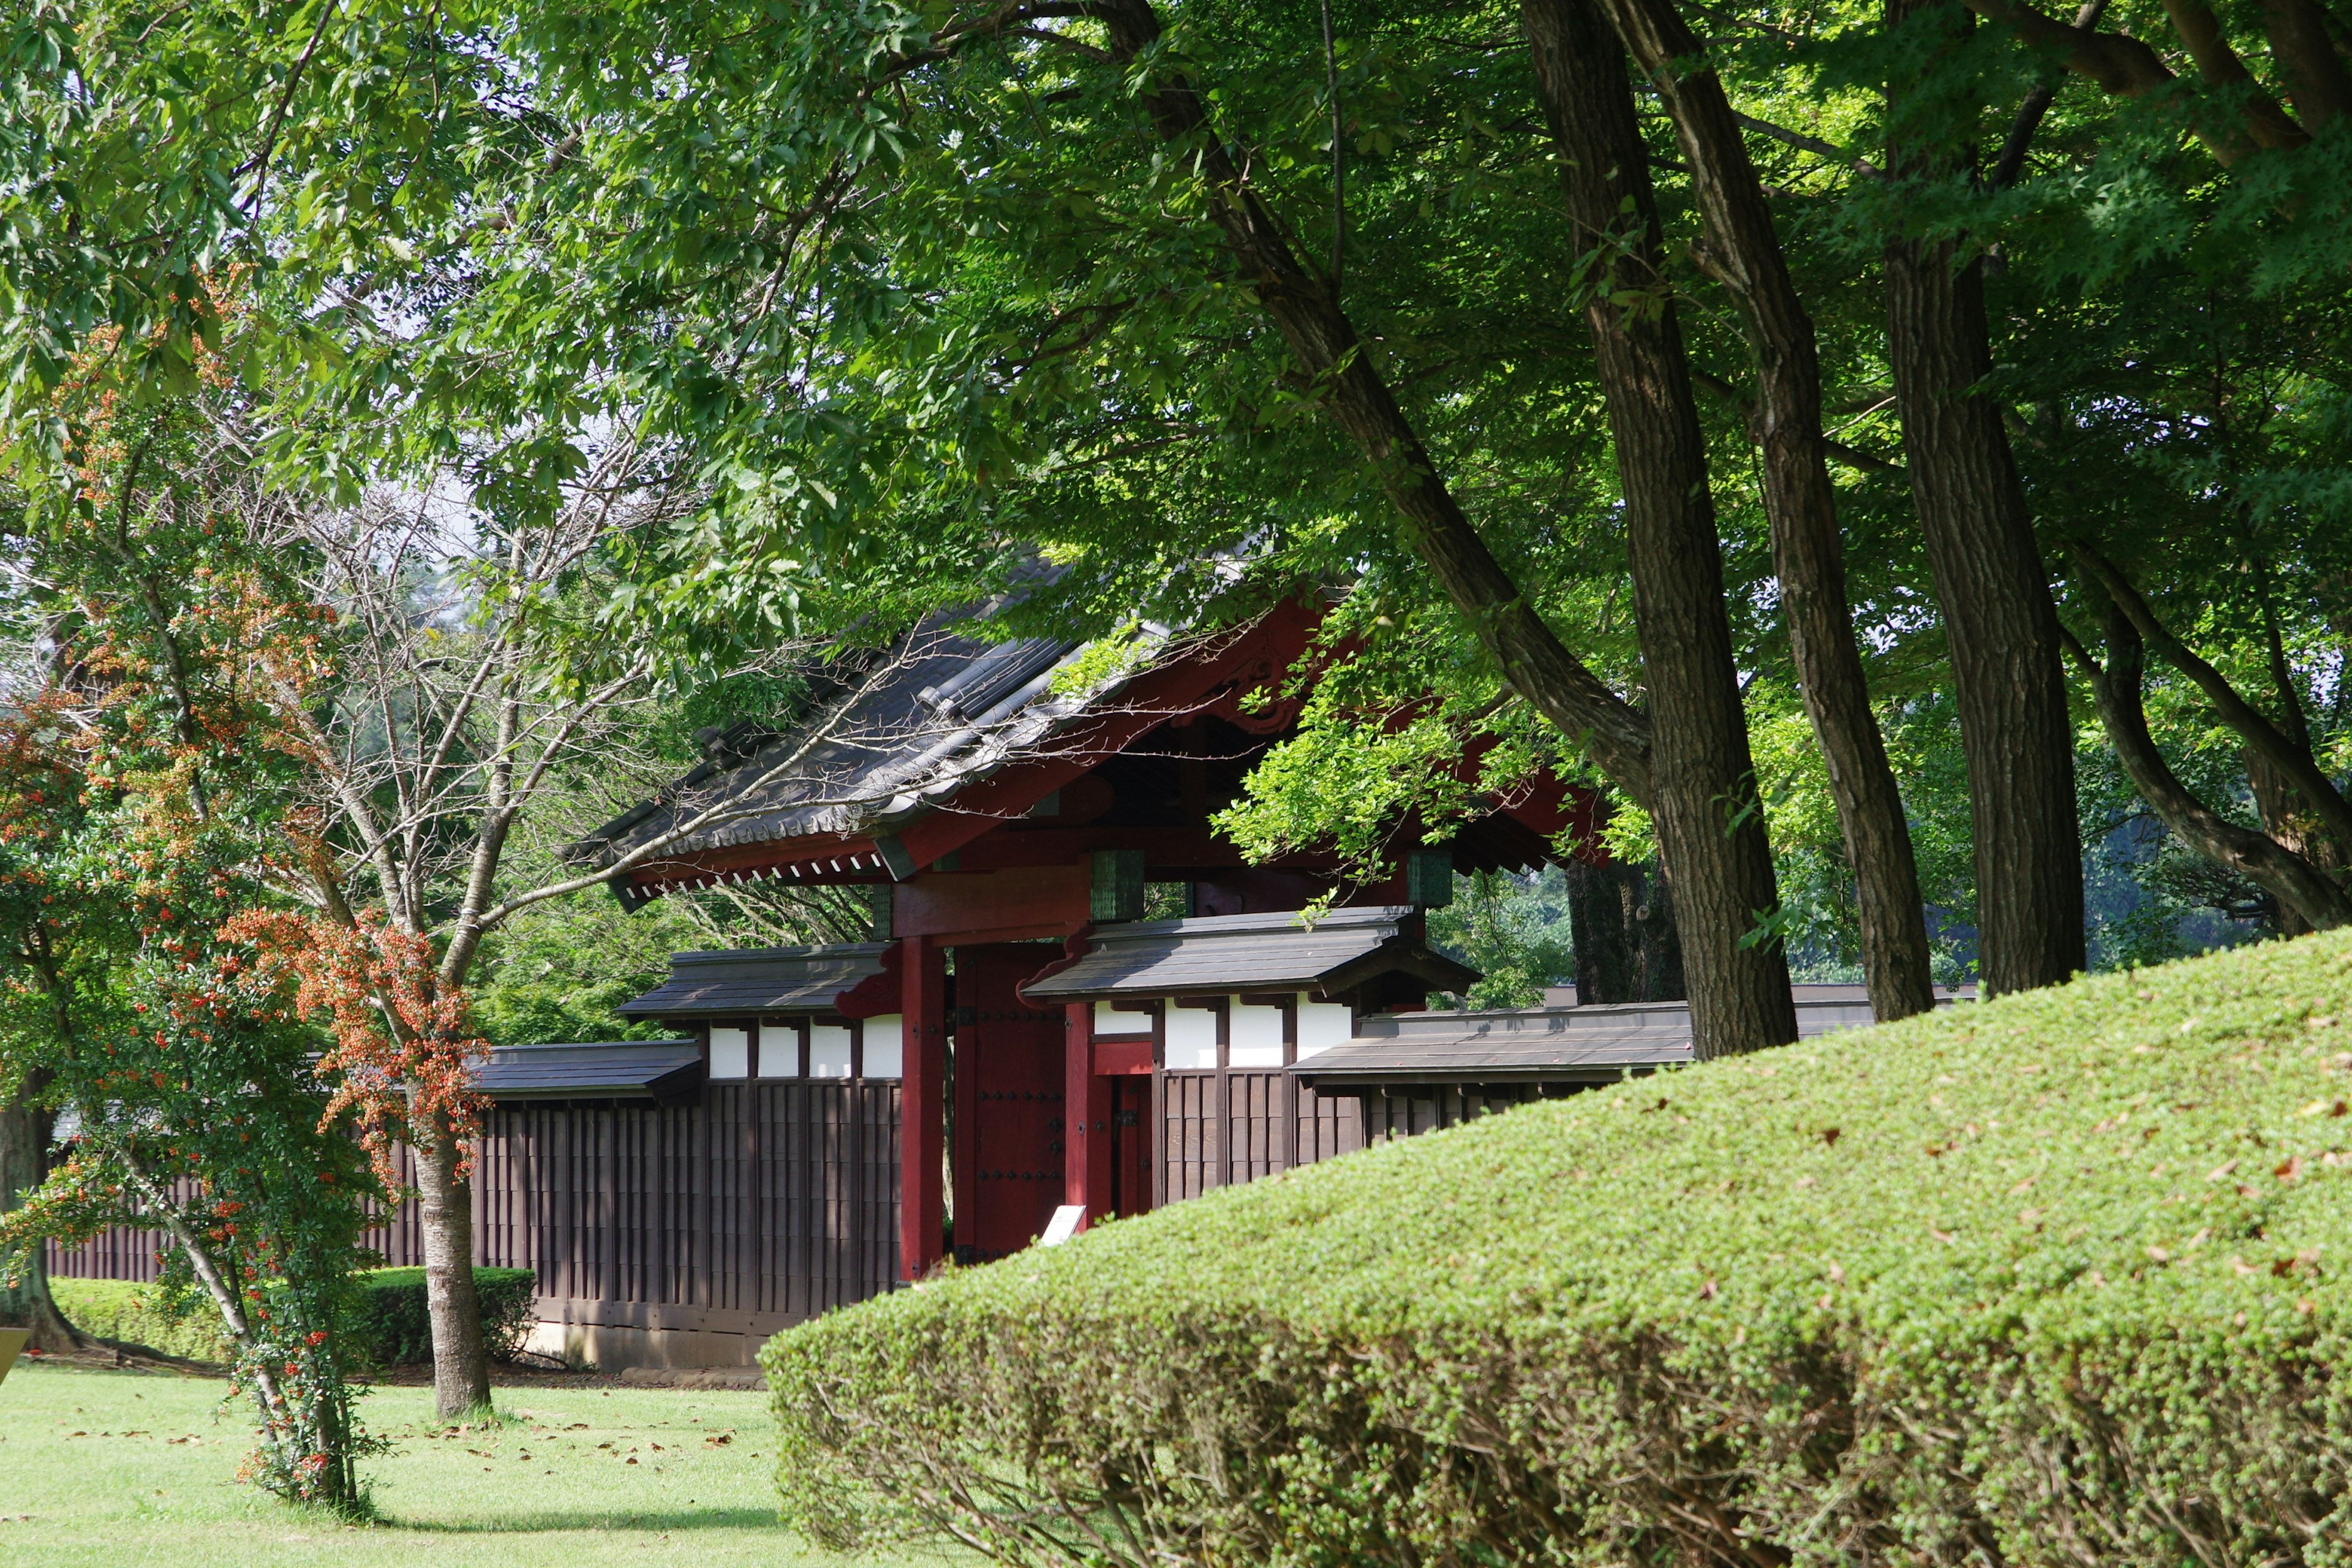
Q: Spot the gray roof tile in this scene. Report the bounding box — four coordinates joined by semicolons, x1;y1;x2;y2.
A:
473;1041;703;1101
1293;995;1959;1087
618;945;888;1019
1024;906;1479;1000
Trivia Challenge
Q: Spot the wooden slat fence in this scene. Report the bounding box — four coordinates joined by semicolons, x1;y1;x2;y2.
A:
50;1082;901;1351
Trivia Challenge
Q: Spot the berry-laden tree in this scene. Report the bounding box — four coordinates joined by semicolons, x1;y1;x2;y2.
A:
0;396;384;1510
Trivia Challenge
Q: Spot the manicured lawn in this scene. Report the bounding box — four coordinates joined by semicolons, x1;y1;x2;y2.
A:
0;1360;927;1567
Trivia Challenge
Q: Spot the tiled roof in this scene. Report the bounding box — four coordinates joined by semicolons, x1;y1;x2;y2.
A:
617;945;889;1019
1023;906;1479;1000
573;622;1089;867
473;1041;703;1102
1291;994;1957;1088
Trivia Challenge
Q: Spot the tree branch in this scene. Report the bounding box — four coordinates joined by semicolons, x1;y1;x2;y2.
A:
2070;541;2352;854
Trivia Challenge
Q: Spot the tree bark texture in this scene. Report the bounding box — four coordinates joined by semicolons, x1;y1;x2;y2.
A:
414;1116;492;1419
1567;859;1687;1003
2070;615;2352;930
0;1090;80;1353
1882;7;2086;995
1572;0;1936;1021
1517;0;1796;1056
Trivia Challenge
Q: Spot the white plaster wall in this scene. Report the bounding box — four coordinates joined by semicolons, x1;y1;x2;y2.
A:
707;1026;750;1080
1295;999;1354;1060
1164;1006;1219;1069
809;1023;854;1078
861;1014;904;1078
757;1022;801;1077
1228;998;1287;1066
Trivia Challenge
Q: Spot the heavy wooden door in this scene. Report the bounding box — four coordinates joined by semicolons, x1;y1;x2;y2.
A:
953;944;1067;1262
1109;1076;1154;1221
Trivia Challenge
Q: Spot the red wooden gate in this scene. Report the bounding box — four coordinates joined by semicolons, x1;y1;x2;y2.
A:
952;943;1069;1262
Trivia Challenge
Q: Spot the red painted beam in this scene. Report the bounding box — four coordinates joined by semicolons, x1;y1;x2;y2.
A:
899;935;947;1281
889;865;1090;941
1061;1001;1110;1232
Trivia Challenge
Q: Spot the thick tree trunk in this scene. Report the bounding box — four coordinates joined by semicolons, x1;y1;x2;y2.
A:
1627;864;1688;1001
1573;0;1936;1022
1091;0;1789;1054
413;1116;491;1419
1517;0;1796;1057
1568;860;1686;1003
1567;859;1638;1004
1882;6;2085;994
0;1091;80;1354
1883;236;2083;992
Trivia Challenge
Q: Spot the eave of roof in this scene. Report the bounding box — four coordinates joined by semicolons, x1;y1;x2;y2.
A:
1291;995;1909;1087
473;1041;703;1102
1023;906;1479;1000
617;944;889;1019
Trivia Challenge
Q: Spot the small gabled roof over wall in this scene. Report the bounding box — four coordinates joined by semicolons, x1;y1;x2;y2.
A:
1022;906;1479;1001
618;945;890;1019
1293;993;1962;1091
473;1041;704;1103
1291;1005;1696;1090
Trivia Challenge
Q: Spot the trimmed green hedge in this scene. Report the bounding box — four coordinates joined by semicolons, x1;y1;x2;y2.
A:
764;930;2352;1567
49;1276;234;1361
355;1267;539;1366
50;1267;538;1368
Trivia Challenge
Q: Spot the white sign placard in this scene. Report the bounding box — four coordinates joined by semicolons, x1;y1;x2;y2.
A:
1038;1205;1087;1246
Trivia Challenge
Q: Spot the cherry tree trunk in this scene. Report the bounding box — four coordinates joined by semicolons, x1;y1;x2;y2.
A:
413;1115;492;1418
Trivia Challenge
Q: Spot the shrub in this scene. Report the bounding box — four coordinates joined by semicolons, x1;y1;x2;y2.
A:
49;1267;540;1368
764;930;2352;1567
354;1267;539;1366
48;1276;235;1361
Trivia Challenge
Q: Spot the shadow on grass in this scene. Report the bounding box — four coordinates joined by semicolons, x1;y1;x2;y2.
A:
385;1505;783;1534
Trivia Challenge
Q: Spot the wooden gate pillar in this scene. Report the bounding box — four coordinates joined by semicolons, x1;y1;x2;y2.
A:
1063;1001;1109;1228
900;934;947;1280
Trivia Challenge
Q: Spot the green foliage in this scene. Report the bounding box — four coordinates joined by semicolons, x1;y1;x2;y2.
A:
1425;869;1574;1009
766;929;2352;1567
351;1268;537;1368
469;897;715;1049
50;1267;540;1368
48;1276;235;1362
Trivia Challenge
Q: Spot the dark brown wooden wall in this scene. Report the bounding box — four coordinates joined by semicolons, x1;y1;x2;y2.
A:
1159;1071;1553;1203
52;1082;902;1342
1159;1069;1373;1202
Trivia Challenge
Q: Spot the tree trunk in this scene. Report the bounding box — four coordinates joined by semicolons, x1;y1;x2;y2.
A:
1518;0;1796;1057
1091;0;1788;1053
1884;4;2085;994
0;1090;81;1354
1567;859;1638;1004
413;1115;491;1419
1575;0;1936;1022
1627;864;1689;1001
1569;860;1689;1003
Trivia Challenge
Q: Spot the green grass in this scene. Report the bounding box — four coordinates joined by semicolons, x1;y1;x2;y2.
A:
0;1360;932;1567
